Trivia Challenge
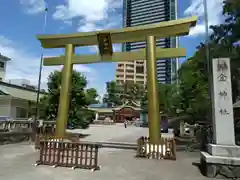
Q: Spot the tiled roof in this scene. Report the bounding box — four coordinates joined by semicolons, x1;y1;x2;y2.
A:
0;53;10;61
88;103;109;108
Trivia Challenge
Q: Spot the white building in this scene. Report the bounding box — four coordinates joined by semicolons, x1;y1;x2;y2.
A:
9;79;30;86
0;53;47;119
0;53;11;81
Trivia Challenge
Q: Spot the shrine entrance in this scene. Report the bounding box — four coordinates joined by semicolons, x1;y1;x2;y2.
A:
37;16;197;144
34;16;197;169
114;107;140;123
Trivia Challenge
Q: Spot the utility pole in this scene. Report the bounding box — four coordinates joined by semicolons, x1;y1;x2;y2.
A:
34;2;48;137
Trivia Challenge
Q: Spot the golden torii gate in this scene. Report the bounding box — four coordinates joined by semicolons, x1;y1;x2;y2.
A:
37;16;197;144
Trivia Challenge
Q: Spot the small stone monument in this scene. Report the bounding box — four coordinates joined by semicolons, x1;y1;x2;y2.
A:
201;58;240;178
180;121;185;136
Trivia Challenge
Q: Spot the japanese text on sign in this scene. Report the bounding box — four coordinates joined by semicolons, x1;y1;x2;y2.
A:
216;59;229;116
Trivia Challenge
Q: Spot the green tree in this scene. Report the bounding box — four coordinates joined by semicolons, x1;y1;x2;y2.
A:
172;0;240;123
103;81;145;106
120;82;145;103
175;56;209;122
85;88;99;104
140;83;176;114
41;70;96;129
103;81;122;106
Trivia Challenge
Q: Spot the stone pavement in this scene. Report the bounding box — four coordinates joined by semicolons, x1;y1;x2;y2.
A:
0;125;215;180
68;123;147;142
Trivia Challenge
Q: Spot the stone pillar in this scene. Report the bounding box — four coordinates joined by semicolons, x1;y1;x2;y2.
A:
189;126;195;137
211;58;235;145
180;121;185;136
95;112;99;121
200;58;240;178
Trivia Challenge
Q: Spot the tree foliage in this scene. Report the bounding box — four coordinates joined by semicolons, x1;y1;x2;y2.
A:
85;88;99;104
103;81;145;106
41;70;98;129
140;83;177;114
169;0;240;123
139;0;240;123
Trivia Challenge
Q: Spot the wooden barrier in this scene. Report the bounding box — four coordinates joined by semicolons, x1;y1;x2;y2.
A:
36;140;101;171
34;132;80;149
136;136;176;160
0;120;55;131
0;120;31;130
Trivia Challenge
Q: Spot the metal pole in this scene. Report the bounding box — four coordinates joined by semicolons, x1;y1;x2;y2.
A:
34;5;48;133
204;0;210;64
203;0;213;122
174;0;180;94
146;36;161;144
55;44;74;138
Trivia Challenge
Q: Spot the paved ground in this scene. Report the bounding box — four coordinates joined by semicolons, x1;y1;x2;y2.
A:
0;125;215;180
69;124;173;143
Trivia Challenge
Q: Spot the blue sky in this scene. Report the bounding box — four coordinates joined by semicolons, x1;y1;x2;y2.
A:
0;0;224;98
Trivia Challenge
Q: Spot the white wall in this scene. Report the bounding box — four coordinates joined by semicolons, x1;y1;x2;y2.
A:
0;98;11;117
10;98;29;119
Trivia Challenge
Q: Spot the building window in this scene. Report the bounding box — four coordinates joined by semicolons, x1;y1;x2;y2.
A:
16;107;28;118
0;62;4;68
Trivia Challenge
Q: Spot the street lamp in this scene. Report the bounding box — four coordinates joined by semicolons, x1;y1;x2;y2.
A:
35;2;48;131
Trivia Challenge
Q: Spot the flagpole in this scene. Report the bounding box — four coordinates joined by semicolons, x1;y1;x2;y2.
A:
34;3;48;134
203;0;213;122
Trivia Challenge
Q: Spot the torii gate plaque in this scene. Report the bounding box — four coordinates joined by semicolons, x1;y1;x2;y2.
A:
37;16;197;144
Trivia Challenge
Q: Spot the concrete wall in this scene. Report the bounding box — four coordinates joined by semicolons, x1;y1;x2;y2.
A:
0;98;11;117
0;98;29;119
0;70;5;81
10;99;29;119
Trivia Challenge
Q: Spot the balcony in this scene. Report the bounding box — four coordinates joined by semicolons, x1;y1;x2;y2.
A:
126;70;134;74
116;68;124;73
117;64;124;69
116;75;124;79
136;77;144;81
126;66;134;70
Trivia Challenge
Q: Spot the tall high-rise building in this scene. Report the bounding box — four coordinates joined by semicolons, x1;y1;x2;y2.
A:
115;0;178;85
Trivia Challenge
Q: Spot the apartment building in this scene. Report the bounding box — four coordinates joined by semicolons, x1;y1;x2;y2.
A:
115;0;178;85
115;60;146;85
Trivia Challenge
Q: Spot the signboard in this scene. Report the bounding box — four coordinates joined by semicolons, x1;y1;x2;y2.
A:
212;58;235;145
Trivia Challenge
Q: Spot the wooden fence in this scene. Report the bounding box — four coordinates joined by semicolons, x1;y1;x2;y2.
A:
0;120;56;145
34;132;80;149
136;136;176;160
0;120;55;131
36;140;101;171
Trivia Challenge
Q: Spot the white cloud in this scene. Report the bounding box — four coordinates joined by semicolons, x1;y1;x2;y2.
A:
52;0;122;31
20;0;46;14
51;0;122;98
0;36;97;91
184;0;224;36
